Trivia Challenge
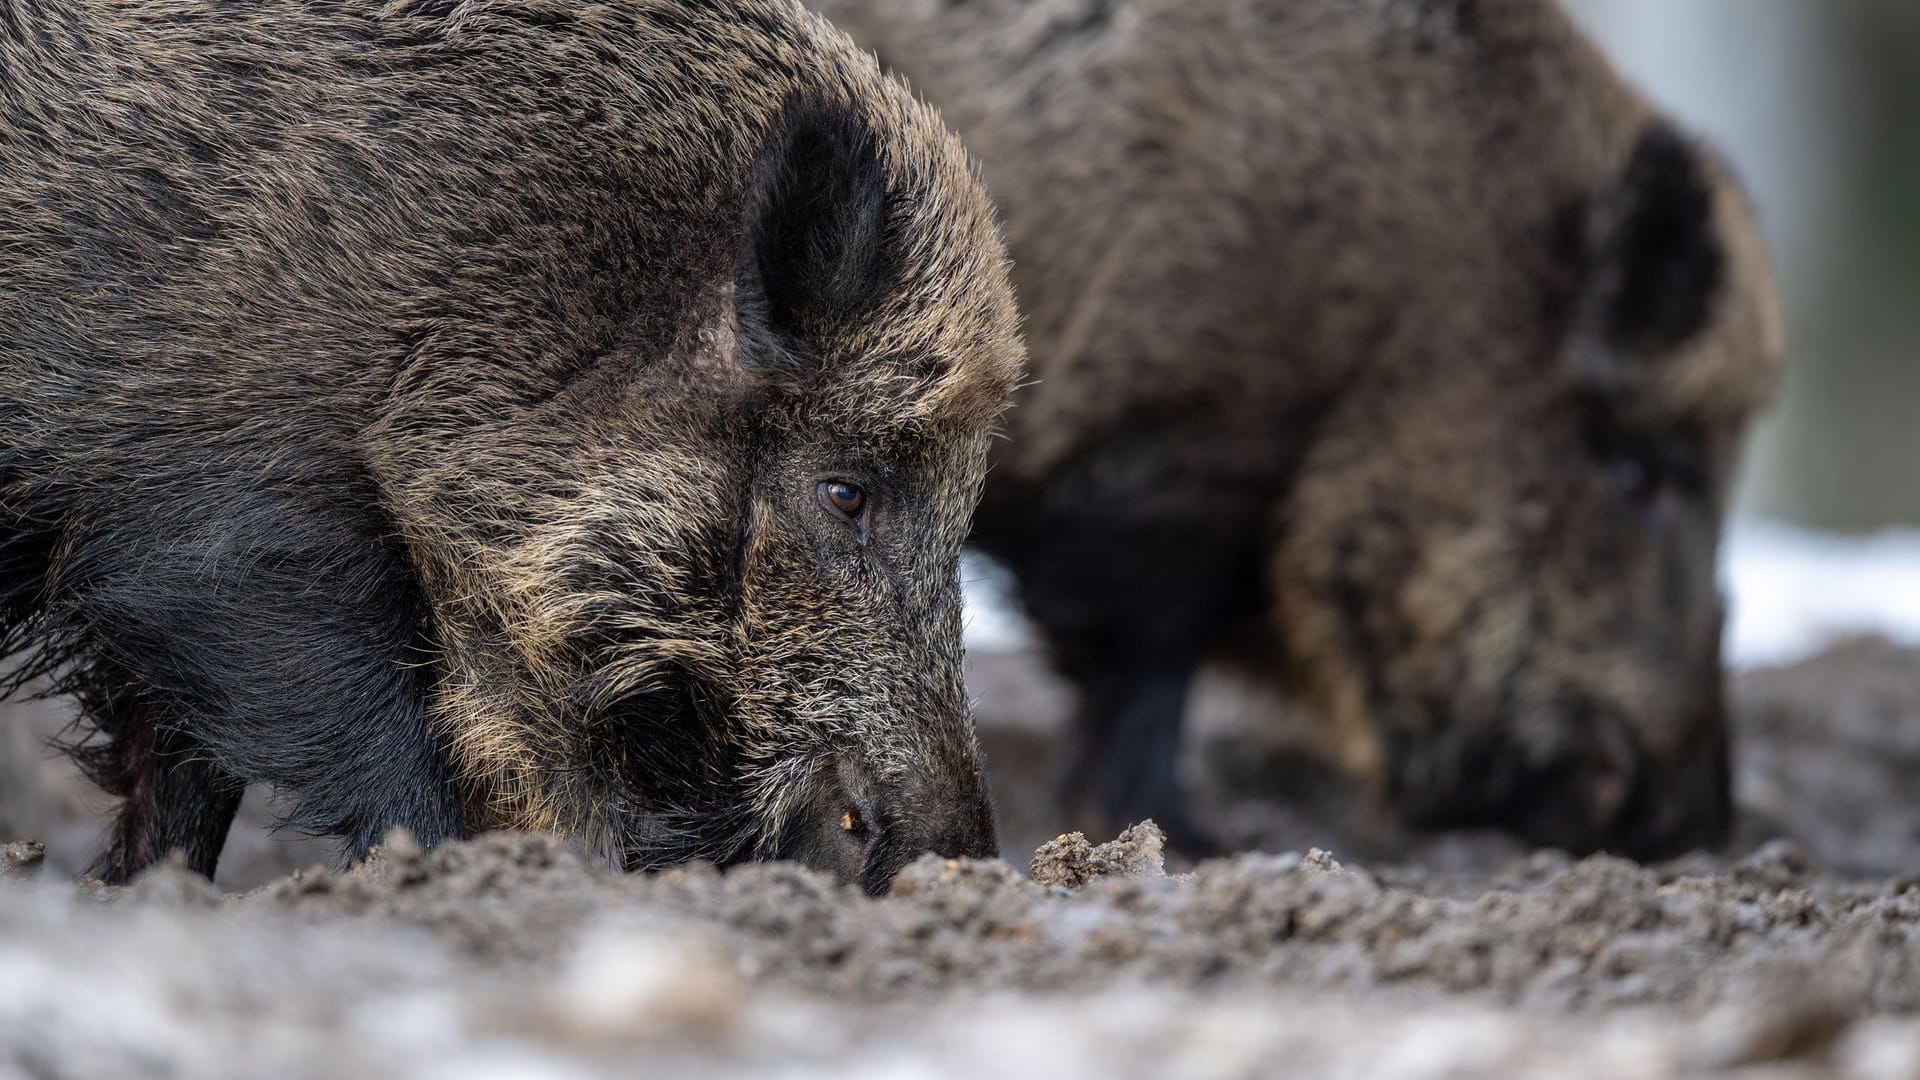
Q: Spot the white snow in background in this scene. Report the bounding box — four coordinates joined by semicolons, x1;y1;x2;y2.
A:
961;519;1920;671
1721;519;1920;669
960;550;1032;652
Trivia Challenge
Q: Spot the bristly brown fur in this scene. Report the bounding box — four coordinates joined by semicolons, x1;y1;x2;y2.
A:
0;0;1022;891
814;0;1784;858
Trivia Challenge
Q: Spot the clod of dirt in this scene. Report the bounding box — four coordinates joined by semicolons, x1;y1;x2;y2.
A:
119;852;223;909
0;840;44;879
364;824;425;864
889;854;1030;899
1302;848;1345;874
1029;821;1166;889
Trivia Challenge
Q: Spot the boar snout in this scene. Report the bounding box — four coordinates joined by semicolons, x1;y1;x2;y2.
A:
772;753;999;896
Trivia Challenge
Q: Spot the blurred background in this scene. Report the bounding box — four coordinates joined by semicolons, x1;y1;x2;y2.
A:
1558;0;1920;666
963;1;1920;671
952;2;1920;869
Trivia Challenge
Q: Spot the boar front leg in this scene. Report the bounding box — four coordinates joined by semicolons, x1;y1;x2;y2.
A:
55;489;467;880
1065;664;1220;857
83;686;246;885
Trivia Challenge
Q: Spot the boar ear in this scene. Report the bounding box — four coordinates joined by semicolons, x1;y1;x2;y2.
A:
1569;122;1727;380
733;102;902;378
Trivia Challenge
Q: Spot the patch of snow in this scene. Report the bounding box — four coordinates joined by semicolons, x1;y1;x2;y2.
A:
961;519;1920;671
960;551;1032;652
1721;518;1920;669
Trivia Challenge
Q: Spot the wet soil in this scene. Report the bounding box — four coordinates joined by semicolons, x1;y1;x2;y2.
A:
3;638;1920;1077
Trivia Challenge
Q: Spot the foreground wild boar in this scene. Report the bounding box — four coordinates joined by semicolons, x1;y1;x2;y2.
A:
0;0;1022;892
816;0;1784;857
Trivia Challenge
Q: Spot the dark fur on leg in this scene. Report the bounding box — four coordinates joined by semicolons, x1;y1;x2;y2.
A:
12;483;466;878
986;462;1264;858
1067;666;1219;858
85;709;246;884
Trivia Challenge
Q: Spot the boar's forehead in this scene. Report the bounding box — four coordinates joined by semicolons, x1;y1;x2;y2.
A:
755;375;1003;472
775;331;1021;441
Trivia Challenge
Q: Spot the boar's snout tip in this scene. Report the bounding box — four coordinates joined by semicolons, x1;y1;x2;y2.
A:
1507;712;1733;862
773;752;1001;895
860;776;1001;897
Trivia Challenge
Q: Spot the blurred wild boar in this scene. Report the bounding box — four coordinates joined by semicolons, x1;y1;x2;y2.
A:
814;0;1784;858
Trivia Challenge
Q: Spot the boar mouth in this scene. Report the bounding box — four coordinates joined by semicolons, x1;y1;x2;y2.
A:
586;675;758;872
1391;698;1730;860
616;806;756;873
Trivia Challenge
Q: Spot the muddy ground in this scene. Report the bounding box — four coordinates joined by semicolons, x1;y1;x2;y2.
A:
4;638;1920;1077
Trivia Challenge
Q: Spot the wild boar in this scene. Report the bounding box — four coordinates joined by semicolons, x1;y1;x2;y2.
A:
814;0;1784;857
0;0;1023;892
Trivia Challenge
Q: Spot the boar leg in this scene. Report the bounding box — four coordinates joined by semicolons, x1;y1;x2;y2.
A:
1067;665;1220;857
83;694;245;885
59;495;466;876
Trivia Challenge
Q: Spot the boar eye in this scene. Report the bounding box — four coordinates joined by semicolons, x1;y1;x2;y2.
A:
1588;416;1706;509
1608;450;1703;506
1611;457;1660;502
818;479;867;520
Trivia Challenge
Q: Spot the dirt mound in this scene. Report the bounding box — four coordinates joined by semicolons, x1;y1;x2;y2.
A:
248;830;1919;1011
5;640;1920;1075
4;828;1920;1077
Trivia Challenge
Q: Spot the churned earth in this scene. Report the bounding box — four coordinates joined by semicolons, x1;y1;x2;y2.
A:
3;638;1920;1078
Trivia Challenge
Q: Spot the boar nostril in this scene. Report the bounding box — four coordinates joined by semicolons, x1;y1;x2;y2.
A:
1588;764;1630;824
840;806;869;840
1583;709;1642;825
